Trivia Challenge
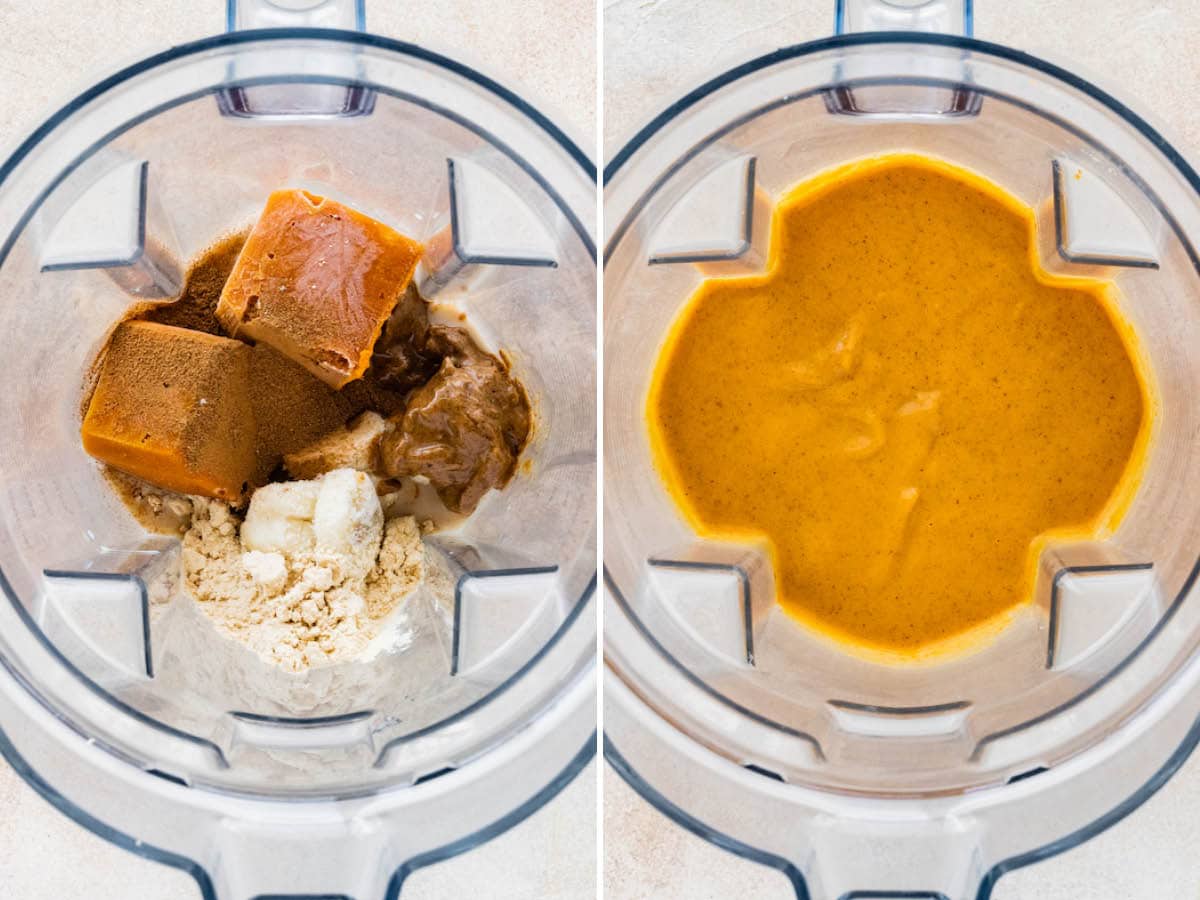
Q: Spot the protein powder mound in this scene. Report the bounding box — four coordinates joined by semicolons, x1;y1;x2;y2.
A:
182;468;424;671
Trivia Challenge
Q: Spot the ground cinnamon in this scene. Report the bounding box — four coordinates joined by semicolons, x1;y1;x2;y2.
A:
90;221;529;515
141;232;246;335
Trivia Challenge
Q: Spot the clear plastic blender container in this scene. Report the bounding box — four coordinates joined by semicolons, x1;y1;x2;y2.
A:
604;1;1200;896
0;1;596;896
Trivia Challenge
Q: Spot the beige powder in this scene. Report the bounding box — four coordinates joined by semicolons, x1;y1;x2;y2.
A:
182;468;425;672
365;516;426;620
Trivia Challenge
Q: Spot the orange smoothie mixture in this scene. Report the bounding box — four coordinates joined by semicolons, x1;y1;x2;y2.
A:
647;154;1152;660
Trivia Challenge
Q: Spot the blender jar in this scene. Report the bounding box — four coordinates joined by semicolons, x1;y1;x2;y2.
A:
604;0;1200;896
0;0;596;896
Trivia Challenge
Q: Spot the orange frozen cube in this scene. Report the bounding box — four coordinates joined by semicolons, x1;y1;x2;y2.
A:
81;321;256;501
217;189;423;388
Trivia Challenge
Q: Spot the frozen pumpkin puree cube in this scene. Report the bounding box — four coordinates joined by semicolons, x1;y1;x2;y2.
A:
216;189;423;389
81;321;256;501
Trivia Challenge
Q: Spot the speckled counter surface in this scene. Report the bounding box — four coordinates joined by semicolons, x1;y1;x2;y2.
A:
603;1;1200;898
0;1;596;898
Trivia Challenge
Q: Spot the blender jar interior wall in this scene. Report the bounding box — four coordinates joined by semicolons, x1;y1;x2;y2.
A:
604;39;1200;794
0;40;596;797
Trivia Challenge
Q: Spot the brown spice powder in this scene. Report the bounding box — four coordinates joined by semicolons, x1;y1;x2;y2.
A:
92;226;527;517
248;344;361;483
140;231;247;335
130;234;408;484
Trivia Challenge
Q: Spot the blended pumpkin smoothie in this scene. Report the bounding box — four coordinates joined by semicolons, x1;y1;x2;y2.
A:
647;154;1152;661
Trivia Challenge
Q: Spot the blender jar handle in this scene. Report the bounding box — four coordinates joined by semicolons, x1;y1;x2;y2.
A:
226;0;366;31
834;0;974;36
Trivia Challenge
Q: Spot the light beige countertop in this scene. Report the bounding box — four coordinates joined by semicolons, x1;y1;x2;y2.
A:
0;1;596;898
603;1;1200;898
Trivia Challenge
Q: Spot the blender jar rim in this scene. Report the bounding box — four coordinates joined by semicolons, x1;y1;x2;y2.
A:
0;19;600;900
0;29;597;274
603;29;1200;768
0;27;597;195
604;31;1200;191
0;25;597;799
603;25;1200;900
